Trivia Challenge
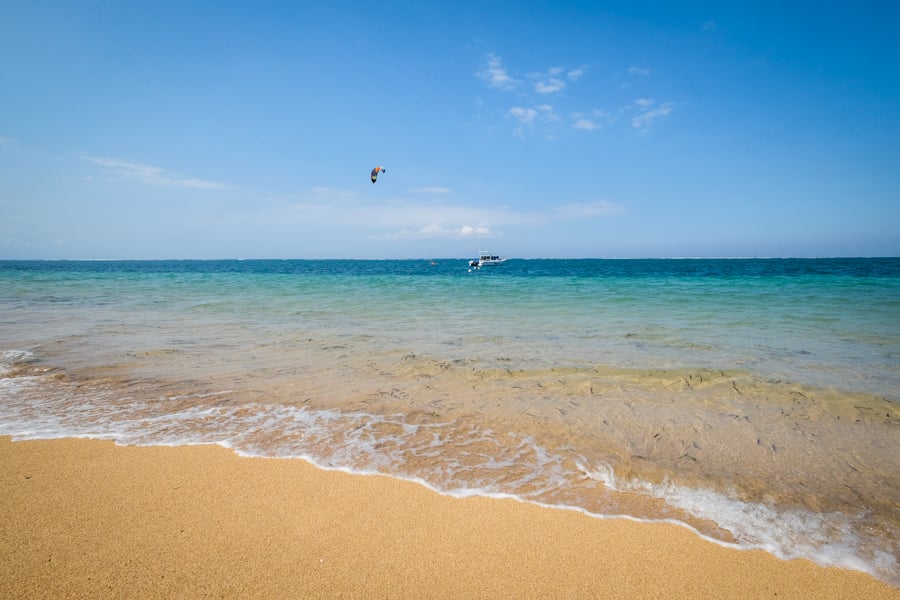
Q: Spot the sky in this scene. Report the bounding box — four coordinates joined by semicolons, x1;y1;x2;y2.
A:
2;1;899;259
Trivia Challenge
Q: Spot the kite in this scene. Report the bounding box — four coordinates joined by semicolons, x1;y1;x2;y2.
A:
370;166;386;183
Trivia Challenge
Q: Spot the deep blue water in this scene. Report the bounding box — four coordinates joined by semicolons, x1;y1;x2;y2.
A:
3;256;899;277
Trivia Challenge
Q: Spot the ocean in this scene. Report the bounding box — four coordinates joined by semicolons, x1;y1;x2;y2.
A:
1;258;898;586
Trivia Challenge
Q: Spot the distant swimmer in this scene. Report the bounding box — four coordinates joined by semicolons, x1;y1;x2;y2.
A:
370;166;386;183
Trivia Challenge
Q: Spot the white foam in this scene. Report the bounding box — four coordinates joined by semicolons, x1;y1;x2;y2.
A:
577;459;897;585
0;350;35;375
0;375;895;588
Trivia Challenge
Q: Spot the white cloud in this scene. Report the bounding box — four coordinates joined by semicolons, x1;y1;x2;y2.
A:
477;57;615;138
420;223;444;236
537;104;559;120
568;66;587;81
528;64;589;94
571;109;609;132
529;66;571;94
481;57;588;96
534;77;565;94
85;156;229;190
310;186;358;199
632;102;675;130
460;224;490;236
225;188;622;242
478;53;517;90
381;223;493;241
508;105;557;126
554;200;624;218
178;178;228;190
573;118;599;131
474;55;679;139
507;105;561;138
240;193;516;232
534;77;566;94
508;107;538;125
410;186;452;194
0;136;38;156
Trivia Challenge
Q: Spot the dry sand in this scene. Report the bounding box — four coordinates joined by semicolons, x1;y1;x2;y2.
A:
1;436;896;599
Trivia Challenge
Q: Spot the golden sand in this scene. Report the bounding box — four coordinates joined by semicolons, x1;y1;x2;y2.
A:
1;436;896;599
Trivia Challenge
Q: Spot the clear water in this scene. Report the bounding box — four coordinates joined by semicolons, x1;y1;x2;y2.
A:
1;258;898;586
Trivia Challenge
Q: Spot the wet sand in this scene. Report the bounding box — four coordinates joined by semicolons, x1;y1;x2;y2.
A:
1;436;896;599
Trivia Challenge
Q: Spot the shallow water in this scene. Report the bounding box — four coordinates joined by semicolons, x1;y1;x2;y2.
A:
1;258;898;586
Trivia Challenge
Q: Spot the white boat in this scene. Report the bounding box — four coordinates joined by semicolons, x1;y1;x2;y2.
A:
468;251;507;269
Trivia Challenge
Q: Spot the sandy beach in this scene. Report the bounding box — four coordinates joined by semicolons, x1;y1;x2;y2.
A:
0;436;895;599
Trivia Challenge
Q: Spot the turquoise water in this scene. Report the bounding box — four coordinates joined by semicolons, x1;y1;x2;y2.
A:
1;258;898;586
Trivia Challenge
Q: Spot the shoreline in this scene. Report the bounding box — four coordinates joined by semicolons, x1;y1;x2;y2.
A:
1;436;896;599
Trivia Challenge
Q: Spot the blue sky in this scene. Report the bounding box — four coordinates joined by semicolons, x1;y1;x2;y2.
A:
2;1;899;259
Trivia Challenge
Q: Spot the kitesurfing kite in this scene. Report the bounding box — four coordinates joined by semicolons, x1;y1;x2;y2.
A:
370;166;386;184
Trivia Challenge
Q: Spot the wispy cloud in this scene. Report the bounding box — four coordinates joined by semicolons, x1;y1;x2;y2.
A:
571;109;610;132
308;186;359;201
572;118;600;131
631;100;675;131
479;55;678;138
221;188;623;242
383;223;493;241
508;106;539;125
0;136;39;156
534;77;565;94
553;200;624;218
530;66;566;94
85;156;229;190
568;66;587;81
410;186;452;194
530;65;589;94
480;54;587;98
478;53;517;90
507;105;559;138
459;225;491;236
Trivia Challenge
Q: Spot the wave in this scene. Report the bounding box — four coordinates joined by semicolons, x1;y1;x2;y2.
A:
1;362;896;588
